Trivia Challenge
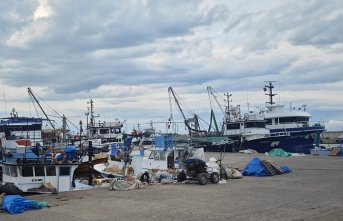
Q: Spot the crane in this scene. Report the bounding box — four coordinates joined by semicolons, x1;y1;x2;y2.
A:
207;86;224;133
168;87;207;135
28;87;55;130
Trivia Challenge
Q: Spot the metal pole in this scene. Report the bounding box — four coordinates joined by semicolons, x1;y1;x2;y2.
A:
88;140;93;185
79;120;83;148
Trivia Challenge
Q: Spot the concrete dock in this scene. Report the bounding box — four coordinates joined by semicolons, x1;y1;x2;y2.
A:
1;153;343;221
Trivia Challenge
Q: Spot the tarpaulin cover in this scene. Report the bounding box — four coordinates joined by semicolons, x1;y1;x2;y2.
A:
2;195;47;214
242;157;270;176
267;148;292;157
280;165;292;173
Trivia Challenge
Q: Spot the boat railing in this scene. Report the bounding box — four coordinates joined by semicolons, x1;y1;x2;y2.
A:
0;146;84;165
309;121;326;128
266;121;309;127
1;155;81;166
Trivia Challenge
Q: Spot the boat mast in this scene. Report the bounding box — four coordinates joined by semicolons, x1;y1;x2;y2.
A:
89;99;94;126
224;92;232;122
87;99;95;138
264;81;277;105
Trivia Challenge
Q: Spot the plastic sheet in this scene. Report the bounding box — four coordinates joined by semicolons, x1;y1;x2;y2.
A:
2;195;47;214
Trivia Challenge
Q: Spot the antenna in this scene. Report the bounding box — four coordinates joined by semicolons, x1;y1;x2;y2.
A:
264;81;277;105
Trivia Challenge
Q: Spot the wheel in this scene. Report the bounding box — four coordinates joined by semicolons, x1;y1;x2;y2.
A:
177;171;187;182
220;168;228;180
210;172;220;184
197;173;207;185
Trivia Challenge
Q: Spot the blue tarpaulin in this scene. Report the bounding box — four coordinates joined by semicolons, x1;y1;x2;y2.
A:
2;195;47;214
242;158;270;176
243;157;292;176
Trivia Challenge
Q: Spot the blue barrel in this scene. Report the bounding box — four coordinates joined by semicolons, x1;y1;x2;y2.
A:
111;144;117;157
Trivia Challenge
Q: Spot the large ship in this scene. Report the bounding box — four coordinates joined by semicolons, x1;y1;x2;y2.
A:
219;103;289;153
205;87;289;152
261;81;325;154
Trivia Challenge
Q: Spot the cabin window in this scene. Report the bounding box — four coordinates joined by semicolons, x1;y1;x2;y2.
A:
21;166;34;177
2;124;42;132
114;128;121;134
34;166;45;176
226;123;240;130
60;166;70;176
4;165;10;176
100;129;109;134
9;166;18;177
46;166;56;176
278;117;309;124
266;119;272;125
245;122;266;128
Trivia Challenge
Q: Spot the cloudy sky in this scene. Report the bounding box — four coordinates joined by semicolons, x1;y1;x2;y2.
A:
0;0;342;133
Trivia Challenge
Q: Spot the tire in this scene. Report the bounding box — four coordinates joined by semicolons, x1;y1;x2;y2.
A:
210;172;220;184
198;173;207;185
177;171;187;182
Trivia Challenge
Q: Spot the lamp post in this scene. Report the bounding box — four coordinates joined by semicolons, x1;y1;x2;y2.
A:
88;140;93;185
79;120;83;149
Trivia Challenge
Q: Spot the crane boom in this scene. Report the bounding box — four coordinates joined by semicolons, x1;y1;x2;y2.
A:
28;87;55;129
168;87;206;134
207;86;225;114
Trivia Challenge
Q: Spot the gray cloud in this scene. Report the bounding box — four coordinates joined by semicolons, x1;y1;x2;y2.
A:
0;0;342;131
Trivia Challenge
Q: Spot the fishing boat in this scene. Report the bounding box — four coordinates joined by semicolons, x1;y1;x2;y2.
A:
74;99;127;174
81;99;126;151
93;135;205;178
219;106;290;153
0;110;83;193
205;87;288;152
261;81;326;153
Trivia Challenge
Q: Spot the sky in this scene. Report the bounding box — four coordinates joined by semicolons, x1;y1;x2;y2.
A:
0;0;343;134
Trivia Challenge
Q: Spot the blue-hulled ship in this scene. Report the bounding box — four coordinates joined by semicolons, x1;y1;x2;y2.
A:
260;81;326;154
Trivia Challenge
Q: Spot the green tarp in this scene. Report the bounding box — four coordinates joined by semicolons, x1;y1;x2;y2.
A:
268;148;292;157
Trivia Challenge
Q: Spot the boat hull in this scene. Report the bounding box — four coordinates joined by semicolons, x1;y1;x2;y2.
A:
75;157;108;174
204;127;324;154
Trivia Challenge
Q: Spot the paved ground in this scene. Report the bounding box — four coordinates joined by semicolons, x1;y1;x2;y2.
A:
1;153;343;221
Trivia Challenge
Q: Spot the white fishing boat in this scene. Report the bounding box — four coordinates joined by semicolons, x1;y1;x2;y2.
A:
93;135;205;178
82;99;126;151
0;89;90;193
0;110;83;193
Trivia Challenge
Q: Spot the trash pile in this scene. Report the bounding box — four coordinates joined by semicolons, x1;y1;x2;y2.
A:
242;157;291;176
99;156;246;190
93;152;109;160
103;165;122;174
